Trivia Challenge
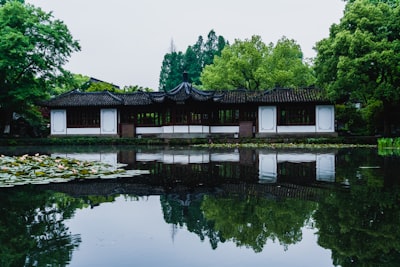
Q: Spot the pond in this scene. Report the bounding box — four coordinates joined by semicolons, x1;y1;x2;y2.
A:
0;145;399;267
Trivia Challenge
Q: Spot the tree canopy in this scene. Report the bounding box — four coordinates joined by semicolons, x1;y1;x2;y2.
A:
200;36;315;90
158;30;228;91
314;0;400;135
0;1;80;131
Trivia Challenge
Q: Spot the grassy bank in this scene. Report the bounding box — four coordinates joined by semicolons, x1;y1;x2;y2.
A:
0;136;378;147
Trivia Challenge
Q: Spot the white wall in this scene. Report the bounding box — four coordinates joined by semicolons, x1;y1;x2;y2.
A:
50;108;117;135
67;128;101;135
210;126;239;133
136;125;237;135
258;106;277;133
258;105;335;134
277;126;316;133
50;110;66;135
101;109;117;134
136;127;163;134
316;105;335;132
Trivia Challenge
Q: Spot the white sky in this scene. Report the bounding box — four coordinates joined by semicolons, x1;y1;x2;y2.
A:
26;0;345;90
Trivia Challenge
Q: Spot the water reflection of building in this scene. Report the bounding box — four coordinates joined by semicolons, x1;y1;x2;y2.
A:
52;152;118;167
118;149;336;185
51;149;336;185
259;152;335;184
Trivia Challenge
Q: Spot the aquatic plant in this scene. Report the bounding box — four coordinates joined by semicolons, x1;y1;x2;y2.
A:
378;138;400;156
0;154;148;187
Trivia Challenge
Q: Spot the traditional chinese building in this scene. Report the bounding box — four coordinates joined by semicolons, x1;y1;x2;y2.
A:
43;74;336;138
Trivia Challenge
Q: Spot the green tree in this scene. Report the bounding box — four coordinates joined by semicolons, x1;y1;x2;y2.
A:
85;81;120;92
314;0;400;135
264;37;316;88
200;36;315;90
159;30;228;91
52;73;90;95
158;41;185;91
0;1;80;132
0;0;24;5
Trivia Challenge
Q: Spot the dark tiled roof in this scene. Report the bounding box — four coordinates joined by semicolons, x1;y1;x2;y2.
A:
43;90;123;107
218;89;260;104
258;88;327;103
219;88;328;104
42;86;330;108
163;82;216;102
118;91;152;105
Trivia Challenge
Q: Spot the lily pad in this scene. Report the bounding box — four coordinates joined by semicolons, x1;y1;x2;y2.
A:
0;154;147;187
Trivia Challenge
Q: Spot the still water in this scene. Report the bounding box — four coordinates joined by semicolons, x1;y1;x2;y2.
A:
0;145;399;267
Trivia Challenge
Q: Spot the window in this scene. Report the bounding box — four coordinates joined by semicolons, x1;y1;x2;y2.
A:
175;108;188;124
278;105;315;126
67;108;100;128
137;112;162;126
190;109;209;125
215;109;239;124
241;109;257;122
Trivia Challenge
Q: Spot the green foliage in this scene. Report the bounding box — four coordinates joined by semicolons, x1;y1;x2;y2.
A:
52;74;90;95
0;1;80;127
378;138;400;156
85;81;118;92
0;189;83;266
202;194;316;252
122;85;153;92
361;99;384;134
335;104;367;134
0;0;24;5
315;181;400;266
314;0;400;134
52;74;154;94
0;187;129;266
161;195;224;249
159;49;185;91
159;30;228;91
201;36;315;90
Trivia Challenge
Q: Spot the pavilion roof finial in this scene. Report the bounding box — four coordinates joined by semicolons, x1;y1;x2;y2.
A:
183;71;188;83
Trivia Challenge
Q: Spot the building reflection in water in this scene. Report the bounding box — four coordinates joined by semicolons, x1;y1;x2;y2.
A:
259;152;335;184
53;149;336;186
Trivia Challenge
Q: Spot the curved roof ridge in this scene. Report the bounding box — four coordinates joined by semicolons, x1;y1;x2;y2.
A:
164;81;216;102
103;90;123;104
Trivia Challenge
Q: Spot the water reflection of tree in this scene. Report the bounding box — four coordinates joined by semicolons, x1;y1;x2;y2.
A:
160;194;225;249
161;192;316;252
202;195;316;252
314;175;400;266
0;188;86;267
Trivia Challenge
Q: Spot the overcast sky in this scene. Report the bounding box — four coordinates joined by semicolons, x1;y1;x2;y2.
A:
26;0;345;90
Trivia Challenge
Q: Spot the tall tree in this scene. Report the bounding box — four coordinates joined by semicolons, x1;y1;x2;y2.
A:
0;1;80;132
200;36;315;90
0;0;24;5
158;50;185;91
314;0;400;135
159;30;227;91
